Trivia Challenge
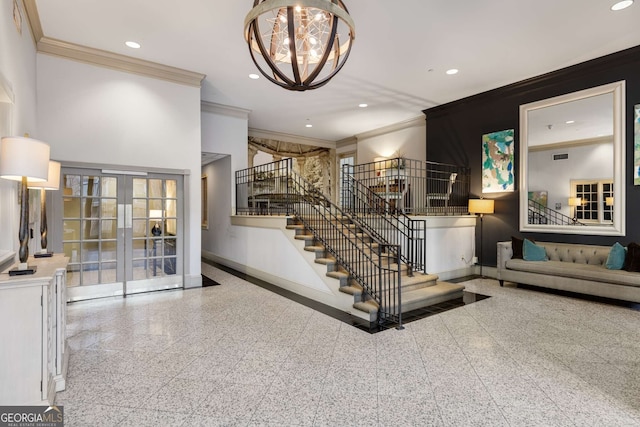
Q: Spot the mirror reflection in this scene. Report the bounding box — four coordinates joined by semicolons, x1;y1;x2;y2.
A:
519;81;625;235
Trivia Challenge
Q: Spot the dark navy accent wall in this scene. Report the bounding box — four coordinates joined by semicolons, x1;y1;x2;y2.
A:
424;45;640;267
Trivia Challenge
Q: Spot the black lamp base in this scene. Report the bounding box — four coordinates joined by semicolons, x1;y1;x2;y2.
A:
9;265;37;276
34;251;53;258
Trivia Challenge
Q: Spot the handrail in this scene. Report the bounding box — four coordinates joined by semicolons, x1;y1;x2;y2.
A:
287;171;403;326
234;159;404;327
341;171;426;275
528;199;585;226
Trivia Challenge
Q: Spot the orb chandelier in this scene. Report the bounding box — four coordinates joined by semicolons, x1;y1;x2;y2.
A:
244;0;355;91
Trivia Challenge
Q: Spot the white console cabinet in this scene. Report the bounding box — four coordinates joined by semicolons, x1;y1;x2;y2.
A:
0;255;69;405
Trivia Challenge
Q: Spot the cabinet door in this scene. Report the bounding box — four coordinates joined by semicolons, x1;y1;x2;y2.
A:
0;285;43;405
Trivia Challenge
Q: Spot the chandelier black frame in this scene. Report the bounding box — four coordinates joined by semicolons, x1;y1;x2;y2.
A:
244;0;355;91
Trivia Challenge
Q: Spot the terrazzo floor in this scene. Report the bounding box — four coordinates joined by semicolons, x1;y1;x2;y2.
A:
56;263;640;426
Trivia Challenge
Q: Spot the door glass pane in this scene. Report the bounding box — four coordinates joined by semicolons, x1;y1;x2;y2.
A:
64;175;82;196
101;263;117;284
102;199;117;218
149;179;163;198
132;259;146;280
165;219;177;236
63;220;81;241
101;220;117;239
132;238;147;258
133;178;147;198
82;176;101;197
64;197;81;218
82;242;99;262
165;199;176;217
63;242;80;262
82;198;100;218
149;199;163;212
102;177;117;197
164;257;177;276
166;180;177;198
101;241;117;262
82;263;99;285
67;268;80;287
132;220;147;238
132;199;147;218
82;220;100;239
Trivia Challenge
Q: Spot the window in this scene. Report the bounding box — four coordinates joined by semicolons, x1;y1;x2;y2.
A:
572;179;613;224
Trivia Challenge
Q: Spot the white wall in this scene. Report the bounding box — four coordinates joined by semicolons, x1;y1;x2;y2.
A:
36;55;202;286
0;0;38;258
356;117;426;163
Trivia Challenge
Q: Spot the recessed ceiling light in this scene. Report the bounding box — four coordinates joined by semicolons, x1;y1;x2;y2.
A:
305;124;313;128
611;0;633;11
565;120;575;124
249;73;260;80
445;69;459;75
359;103;368;108
125;41;141;49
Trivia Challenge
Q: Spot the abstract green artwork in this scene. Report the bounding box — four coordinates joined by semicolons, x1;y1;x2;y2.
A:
482;129;514;193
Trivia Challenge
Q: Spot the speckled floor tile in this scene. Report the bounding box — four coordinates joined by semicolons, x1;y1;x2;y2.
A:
56;265;640;427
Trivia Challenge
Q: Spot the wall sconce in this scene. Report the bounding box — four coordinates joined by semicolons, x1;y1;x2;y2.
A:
27;160;61;258
468;198;495;277
0;136;50;275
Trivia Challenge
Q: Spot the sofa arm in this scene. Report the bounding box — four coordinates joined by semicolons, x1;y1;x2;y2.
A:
497;241;513;279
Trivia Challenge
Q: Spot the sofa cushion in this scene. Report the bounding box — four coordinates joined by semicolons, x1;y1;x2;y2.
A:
606;242;627;270
511;236;534;259
624;242;640;272
505;259;640;288
523;239;547;261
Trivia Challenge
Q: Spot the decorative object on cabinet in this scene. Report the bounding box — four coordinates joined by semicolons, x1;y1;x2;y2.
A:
468;198;495;277
244;0;355;91
0;136;50;275
28;160;61;258
482;129;514;193
0;254;69;404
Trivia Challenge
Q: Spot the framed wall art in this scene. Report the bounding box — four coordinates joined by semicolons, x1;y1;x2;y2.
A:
482;128;515;193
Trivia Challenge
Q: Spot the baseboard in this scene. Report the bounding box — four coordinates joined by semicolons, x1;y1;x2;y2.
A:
184;273;203;289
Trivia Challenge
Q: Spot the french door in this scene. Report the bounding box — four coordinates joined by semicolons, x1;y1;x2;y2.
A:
59;168;183;301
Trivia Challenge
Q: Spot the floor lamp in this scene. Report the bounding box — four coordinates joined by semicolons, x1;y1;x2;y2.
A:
568;197;582;223
468;198;495;277
28;160;61;257
0;136;51;275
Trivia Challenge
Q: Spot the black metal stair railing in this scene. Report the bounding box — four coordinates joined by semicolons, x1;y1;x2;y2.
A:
287;171;404;327
341;172;426;275
528;199;585;226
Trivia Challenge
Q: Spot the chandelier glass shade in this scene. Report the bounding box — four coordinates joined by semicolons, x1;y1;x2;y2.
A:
244;0;355;91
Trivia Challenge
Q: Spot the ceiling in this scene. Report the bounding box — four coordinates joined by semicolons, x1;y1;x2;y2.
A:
33;0;640;143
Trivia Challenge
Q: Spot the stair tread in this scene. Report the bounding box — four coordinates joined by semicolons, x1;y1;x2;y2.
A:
339;284;363;295
294;234;315;240
304;245;325;252
315;257;336;265
401;281;465;301
327;271;349;279
353;300;379;313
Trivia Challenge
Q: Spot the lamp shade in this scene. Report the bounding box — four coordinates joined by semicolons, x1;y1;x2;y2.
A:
468;198;494;214
606;197;614;206
0;136;50;182
568;197;582;207
27;160;61;190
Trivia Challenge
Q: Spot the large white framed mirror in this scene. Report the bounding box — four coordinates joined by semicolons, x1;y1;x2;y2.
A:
519;81;625;235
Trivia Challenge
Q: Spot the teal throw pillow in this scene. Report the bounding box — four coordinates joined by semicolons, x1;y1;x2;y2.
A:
606;242;627;270
523;239;547;261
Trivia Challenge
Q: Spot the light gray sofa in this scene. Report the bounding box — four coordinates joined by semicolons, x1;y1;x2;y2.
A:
497;241;640;303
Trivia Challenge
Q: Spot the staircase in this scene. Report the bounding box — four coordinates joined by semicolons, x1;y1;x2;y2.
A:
286;216;465;324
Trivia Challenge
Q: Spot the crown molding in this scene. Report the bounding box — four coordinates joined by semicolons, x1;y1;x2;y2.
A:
336;136;357;149
355;116;425;140
249;128;336;149
201;101;251;120
22;0;43;45
37;37;205;87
